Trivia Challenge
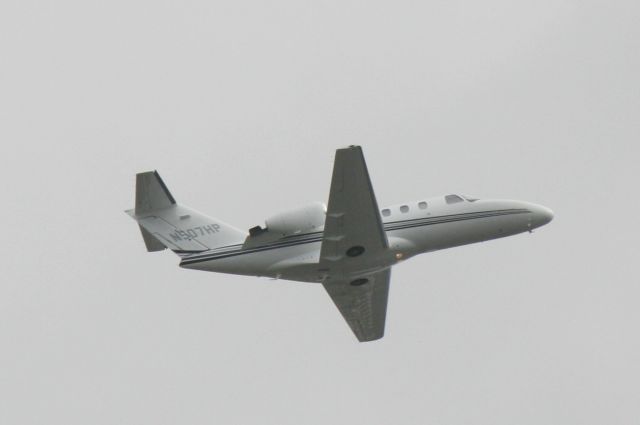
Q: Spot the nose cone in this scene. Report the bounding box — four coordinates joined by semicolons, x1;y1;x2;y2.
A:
530;204;554;228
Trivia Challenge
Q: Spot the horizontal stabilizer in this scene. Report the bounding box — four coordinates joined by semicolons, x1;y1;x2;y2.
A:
139;224;166;252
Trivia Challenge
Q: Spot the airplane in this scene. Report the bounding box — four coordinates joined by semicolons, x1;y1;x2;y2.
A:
126;145;553;342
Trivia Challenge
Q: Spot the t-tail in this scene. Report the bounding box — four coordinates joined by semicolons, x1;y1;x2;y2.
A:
125;171;247;256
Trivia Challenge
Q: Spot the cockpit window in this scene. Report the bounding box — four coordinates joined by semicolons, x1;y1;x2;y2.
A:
462;195;479;202
445;194;464;204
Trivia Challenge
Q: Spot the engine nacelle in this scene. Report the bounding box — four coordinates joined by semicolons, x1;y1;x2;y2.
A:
265;202;326;236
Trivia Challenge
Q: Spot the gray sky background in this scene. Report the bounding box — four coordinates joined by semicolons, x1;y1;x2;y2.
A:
1;0;638;424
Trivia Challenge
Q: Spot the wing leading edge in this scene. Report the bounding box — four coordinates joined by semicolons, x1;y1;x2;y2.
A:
320;146;392;341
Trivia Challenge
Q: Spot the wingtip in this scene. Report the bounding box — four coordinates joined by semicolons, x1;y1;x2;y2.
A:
357;333;384;342
337;145;361;151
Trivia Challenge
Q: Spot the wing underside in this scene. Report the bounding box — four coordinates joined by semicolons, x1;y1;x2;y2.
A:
320;146;388;268
320;146;392;341
323;268;391;341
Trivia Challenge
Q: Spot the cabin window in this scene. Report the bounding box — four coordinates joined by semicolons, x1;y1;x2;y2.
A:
418;201;428;209
381;209;391;217
445;194;464;204
400;205;409;213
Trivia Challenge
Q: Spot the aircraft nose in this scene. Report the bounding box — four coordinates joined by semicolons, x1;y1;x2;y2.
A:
530;204;554;228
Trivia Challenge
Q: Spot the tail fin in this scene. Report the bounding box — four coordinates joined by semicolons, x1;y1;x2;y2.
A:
135;170;176;215
126;171;247;254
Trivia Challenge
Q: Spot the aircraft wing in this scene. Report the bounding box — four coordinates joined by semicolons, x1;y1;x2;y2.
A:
320;145;388;266
320;146;391;341
323;268;390;341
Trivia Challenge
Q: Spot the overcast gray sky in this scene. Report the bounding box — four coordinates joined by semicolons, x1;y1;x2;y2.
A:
1;0;639;424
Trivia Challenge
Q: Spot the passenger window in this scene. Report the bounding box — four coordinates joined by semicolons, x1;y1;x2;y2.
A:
381;209;391;217
445;194;464;204
418;201;427;209
400;205;409;213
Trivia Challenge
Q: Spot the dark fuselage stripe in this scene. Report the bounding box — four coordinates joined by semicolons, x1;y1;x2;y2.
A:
179;209;530;265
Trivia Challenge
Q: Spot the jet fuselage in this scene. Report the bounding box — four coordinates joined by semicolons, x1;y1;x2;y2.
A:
179;196;554;282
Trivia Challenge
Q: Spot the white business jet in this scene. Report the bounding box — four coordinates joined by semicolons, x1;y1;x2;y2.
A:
127;146;553;342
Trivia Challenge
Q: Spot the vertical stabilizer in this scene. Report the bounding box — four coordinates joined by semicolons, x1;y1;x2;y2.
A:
127;171;247;254
135;171;176;215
